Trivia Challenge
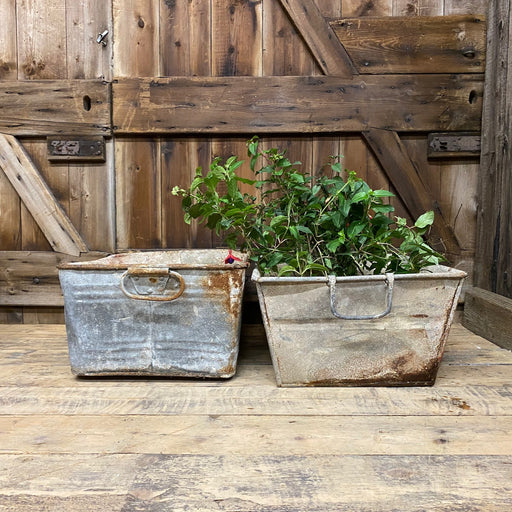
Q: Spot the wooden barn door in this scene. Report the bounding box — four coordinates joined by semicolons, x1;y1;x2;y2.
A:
0;0;114;323
1;0;488;323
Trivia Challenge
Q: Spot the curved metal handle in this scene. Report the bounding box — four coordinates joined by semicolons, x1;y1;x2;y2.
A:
328;273;394;320
120;268;185;301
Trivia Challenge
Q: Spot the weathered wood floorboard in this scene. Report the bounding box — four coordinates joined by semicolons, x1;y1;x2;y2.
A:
0;323;510;510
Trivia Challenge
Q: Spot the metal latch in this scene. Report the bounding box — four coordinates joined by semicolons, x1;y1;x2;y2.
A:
97;30;109;46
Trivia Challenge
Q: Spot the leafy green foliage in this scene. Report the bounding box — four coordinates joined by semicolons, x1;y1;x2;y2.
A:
172;137;445;277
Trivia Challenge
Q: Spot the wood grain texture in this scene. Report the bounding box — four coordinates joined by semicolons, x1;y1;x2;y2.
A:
0;454;510;511
16;0;67;80
112;0;160;78
0;321;512;510
474;0;512;297
0;80;111;136
19;139;68;253
115;138;162;249
212;0;262;77
160;0;211;76
68;140;115;252
278;0;357;76
341;0;393;17
392;0;443;16
0;164;21;250
331;15;486;74
66;0;112;80
112;74;483;134
161;138;213;248
0;135;87;256
0;0;17;80
463;286;512;350
262;0;318;76
0;251;106;306
113;0;162;253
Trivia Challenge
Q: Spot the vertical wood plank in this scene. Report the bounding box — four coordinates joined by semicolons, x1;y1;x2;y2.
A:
0;164;21;251
212;0;263;77
311;2;343;169
392;0;443;16
474;0;512;297
68;141;115;252
16;0;71;256
161;139;213;249
115;139;162;249
340;0;393;214
262;0;318;76
262;0;315;198
341;0;393;16
0;0;17;80
444;0;488;15
0;0;20;258
160;0;211;77
66;0;112;80
160;0;212;249
113;0;160;78
210;0;264;247
67;1;115;252
113;0;161;250
16;0;67;80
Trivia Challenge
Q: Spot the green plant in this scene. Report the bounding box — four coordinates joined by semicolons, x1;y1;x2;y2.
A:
172;137;444;277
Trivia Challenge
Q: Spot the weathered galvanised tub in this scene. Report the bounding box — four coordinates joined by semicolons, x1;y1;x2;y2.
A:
253;265;466;387
58;250;248;378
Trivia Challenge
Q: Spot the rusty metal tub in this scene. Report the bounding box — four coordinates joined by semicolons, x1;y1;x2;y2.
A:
253;265;466;387
59;250;248;377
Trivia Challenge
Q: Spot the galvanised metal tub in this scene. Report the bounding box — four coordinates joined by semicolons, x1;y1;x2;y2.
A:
253;265;466;387
59;250;248;377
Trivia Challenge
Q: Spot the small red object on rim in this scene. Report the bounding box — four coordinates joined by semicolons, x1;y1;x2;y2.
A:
224;249;242;264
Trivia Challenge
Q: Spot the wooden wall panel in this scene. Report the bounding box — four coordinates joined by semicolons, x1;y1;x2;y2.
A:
68;141;115;252
160;0;211;76
17;141;54;252
263;0;317;76
392;0;443;16
0;0;490;323
342;0;392;17
445;0;489;14
0;0;17;80
115;139;162;249
113;0;161;250
67;1;114;252
0;0;21;322
161;139;213;248
0;172;21;250
112;0;160;78
159;0;213;249
66;0;112;80
17;0;67;80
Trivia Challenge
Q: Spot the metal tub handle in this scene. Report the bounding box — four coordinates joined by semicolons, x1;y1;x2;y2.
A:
120;267;185;301
328;273;394;320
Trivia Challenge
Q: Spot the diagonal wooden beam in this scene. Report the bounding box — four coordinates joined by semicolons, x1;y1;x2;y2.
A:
363;128;460;258
277;0;357;77
0;134;88;256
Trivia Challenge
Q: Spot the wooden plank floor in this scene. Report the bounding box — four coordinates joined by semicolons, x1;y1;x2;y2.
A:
1;320;512;511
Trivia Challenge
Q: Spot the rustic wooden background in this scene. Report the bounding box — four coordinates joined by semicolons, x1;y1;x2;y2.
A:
0;0;488;323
